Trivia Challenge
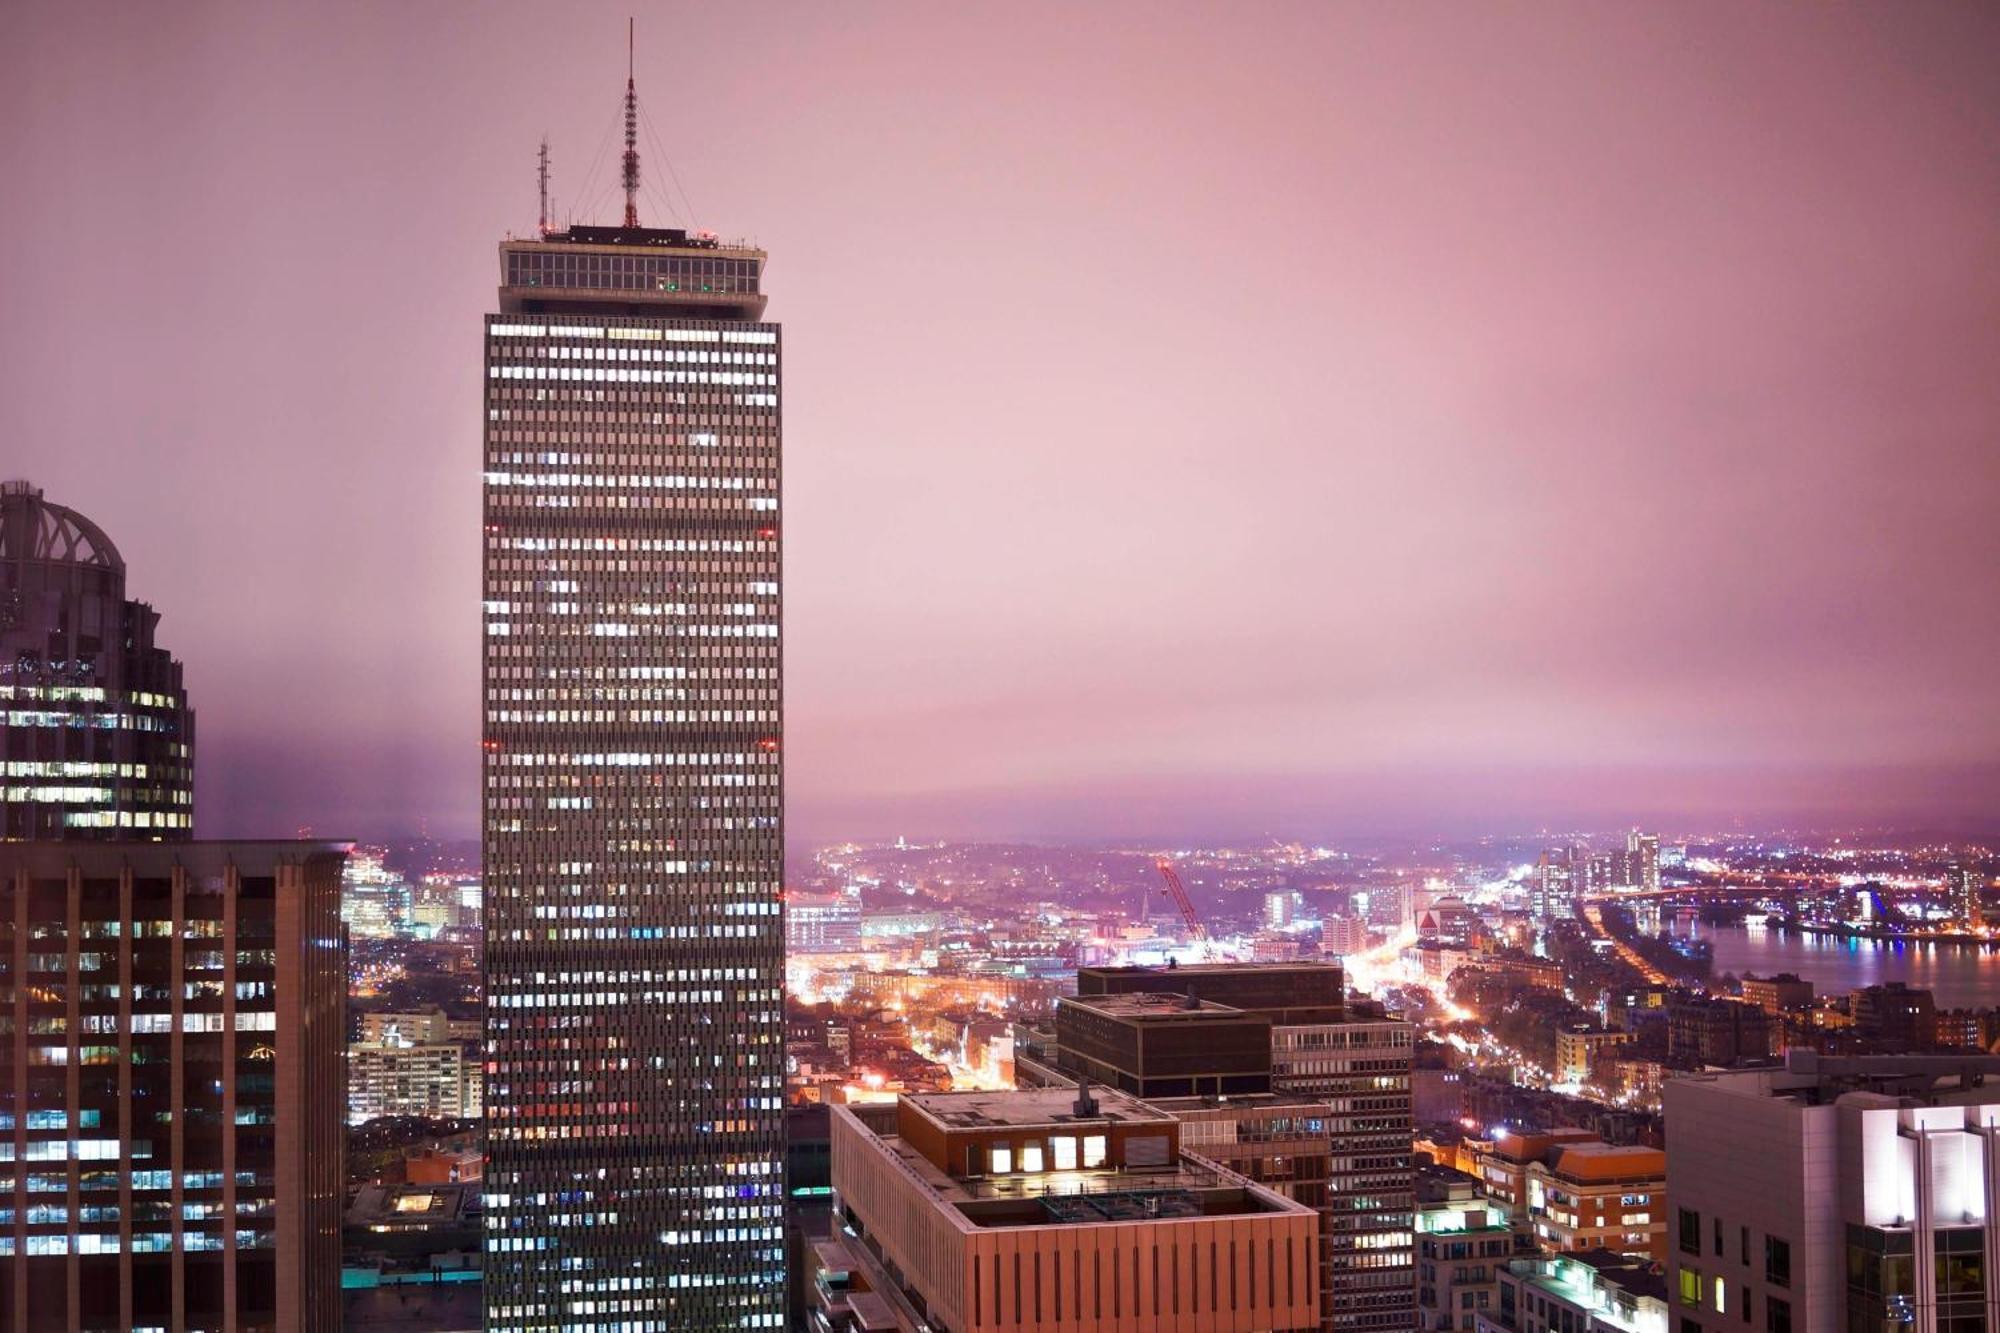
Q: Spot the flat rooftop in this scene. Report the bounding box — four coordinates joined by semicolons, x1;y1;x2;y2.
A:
1146;1091;1331;1113
902;1086;1172;1132
1082;961;1344;980
1063;992;1256;1019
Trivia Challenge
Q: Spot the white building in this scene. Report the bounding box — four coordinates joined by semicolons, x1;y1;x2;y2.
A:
1665;1052;2000;1333
348;1042;479;1123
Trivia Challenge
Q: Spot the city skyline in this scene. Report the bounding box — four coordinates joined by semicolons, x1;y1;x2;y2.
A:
5;2;1998;846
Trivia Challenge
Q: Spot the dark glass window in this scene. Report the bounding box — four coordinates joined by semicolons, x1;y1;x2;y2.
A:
1766;1235;1791;1288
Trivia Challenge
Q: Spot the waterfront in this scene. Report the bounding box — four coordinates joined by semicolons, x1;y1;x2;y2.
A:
1694;921;2000;1009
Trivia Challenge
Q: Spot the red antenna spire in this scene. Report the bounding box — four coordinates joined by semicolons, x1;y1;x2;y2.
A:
621;18;640;228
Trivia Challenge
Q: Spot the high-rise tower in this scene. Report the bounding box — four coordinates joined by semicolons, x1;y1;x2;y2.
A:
480;72;785;1332
0;480;195;840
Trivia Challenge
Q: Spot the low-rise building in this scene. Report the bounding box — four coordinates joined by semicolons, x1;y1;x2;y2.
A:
1471;1131;1666;1260
1737;973;1813;1016
1479;1251;1668;1333
1417;1166;1531;1332
827;1086;1322;1332
1667;997;1772;1066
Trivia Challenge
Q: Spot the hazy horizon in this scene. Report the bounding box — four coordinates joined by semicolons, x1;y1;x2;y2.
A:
6;2;1997;844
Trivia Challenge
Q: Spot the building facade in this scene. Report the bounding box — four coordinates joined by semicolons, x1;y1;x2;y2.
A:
347;1040;479;1122
1664;1053;2000;1333
1269;1014;1417;1333
480;201;786;1322
0;841;347;1333
0;481;195;841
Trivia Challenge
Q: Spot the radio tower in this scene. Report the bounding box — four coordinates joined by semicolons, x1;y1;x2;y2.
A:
536;137;552;237
621;18;641;228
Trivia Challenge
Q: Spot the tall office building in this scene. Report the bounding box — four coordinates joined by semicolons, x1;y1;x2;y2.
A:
1046;963;1416;1333
0;481;194;841
0;841;348;1333
480;67;785;1332
1625;832;1659;896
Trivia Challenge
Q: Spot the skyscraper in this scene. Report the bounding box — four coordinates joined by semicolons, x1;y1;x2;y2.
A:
0;480;194;841
0;840;348;1333
1626;831;1660;895
480;65;786;1332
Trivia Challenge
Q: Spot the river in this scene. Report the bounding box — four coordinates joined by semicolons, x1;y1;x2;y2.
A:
1690;920;2000;1010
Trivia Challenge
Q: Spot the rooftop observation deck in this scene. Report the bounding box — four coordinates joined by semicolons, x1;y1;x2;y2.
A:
497;224;768;321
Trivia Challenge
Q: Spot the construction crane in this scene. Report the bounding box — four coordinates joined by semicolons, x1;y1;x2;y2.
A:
1155;857;1217;960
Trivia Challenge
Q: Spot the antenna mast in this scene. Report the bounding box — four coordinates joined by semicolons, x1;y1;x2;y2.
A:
621;18;641;228
536;137;552;237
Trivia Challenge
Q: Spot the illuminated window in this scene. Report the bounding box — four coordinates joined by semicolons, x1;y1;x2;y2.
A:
989;1146;1012;1175
1083;1135;1107;1169
1020;1144;1044;1173
1052;1137;1078;1170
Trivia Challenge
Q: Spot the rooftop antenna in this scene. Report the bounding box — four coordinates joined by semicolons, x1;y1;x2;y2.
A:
621;18;641;228
536;137;552;237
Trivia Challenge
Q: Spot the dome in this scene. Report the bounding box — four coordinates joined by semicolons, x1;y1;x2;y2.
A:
0;479;124;571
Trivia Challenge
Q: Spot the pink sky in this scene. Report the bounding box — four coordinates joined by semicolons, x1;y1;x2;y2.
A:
3;3;1996;842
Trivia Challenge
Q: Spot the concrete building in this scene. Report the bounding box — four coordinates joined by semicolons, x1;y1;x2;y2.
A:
1554;1028;1634;1087
1625;833;1660;896
1416;1166;1530;1333
825;1086;1321;1332
1034;963;1414;1333
1076;961;1348;1024
348;1041;481;1122
357;1009;455;1047
0;841;347;1333
1479;1250;1668;1333
1951;864;1981;926
1736;974;1813;1017
1850;981;1939;1050
1664;1051;2000;1332
1666;997;1772;1067
1471;1131;1666;1260
1054;992;1275;1099
1529;853;1572;925
788;886;863;954
0;481;195;840
479;67;785;1330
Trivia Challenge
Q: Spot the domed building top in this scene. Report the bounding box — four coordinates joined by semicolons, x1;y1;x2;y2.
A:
0;480;193;840
0;479;124;572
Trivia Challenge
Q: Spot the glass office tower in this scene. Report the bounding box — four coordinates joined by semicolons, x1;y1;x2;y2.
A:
481;222;785;1330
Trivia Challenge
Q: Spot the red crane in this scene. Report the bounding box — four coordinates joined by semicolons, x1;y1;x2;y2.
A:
1155;857;1216;959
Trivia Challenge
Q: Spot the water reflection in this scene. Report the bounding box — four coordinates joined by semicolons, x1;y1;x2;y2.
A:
1692;921;2000;1009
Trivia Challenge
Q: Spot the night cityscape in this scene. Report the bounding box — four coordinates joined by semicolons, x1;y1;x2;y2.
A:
4;5;1998;1333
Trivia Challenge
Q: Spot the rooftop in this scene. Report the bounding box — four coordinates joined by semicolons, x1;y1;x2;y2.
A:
1505;1254;1668;1333
902;1085;1172;1132
1678;1051;2000;1108
1545;1141;1667;1181
1062;991;1258;1020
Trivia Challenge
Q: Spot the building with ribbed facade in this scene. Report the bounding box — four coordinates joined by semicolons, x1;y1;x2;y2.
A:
0;840;347;1332
480;74;785;1330
0;480;194;841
